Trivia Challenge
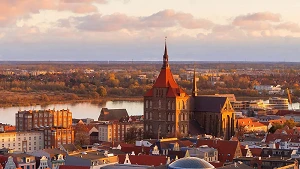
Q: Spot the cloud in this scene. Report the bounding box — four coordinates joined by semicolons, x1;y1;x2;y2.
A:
65;9;215;32
276;22;300;33
0;0;106;26
232;12;281;30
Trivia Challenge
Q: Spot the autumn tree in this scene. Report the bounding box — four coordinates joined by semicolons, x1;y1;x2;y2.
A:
74;121;90;147
97;86;107;97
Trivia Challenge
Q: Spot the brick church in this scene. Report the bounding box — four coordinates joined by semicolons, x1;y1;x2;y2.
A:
143;40;236;140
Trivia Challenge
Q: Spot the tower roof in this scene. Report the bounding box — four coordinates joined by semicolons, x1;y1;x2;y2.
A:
144;39;187;97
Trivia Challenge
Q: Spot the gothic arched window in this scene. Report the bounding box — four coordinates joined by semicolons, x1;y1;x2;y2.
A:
158;100;161;109
145;100;149;109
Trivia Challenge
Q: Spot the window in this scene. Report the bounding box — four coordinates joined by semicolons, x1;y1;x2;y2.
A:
182;100;185;110
168;101;171;109
158;100;161;108
149;101;152;108
145;100;149;109
158;112;161;120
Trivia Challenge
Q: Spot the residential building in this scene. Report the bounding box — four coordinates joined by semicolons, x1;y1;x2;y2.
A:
41;127;74;149
6;153;36;169
237;118;268;133
0;131;44;152
30;148;66;169
186;145;218;162
15;109;74;149
196;139;242;164
0;124;15;132
98;121;143;142
267;97;289;110
16;109;72;131
37;156;50;169
65;150;118;168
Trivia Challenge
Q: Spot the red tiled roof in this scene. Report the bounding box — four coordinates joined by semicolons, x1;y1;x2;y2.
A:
265;133;300;143
241;149;248;156
196;140;241;163
276;110;300;116
0;156;8;169
210;162;224;168
144;68;187;97
249;148;262;157
59;165;90;169
118;155;167;166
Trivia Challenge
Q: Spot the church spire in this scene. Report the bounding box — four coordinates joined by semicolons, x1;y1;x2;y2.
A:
162;37;169;69
192;67;197;97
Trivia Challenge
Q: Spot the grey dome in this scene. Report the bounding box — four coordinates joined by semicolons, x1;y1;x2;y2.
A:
168;157;215;169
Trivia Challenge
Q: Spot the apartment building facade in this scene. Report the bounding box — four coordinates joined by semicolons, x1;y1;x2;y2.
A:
98;122;143;142
15;109;72;131
0;131;44;152
15;109;74;149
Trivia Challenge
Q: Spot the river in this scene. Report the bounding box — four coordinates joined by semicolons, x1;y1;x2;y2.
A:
0;101;144;125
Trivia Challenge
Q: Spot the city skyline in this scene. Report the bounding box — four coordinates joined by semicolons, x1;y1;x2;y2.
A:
1;0;300;61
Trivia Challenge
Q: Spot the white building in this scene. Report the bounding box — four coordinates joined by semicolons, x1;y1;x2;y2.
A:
254;85;283;95
0;131;44;152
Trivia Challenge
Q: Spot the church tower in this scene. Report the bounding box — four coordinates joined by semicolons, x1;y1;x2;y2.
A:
144;39;190;138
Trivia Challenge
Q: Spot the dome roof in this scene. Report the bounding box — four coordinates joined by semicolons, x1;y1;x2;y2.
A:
168;157;215;169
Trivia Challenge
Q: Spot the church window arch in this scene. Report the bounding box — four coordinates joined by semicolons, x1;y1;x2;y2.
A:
172;113;175;121
181;125;184;133
158;112;161;120
182;100;185;110
145;112;148;120
168;101;171;109
149;101;152;108
158;100;161;109
150;112;152;120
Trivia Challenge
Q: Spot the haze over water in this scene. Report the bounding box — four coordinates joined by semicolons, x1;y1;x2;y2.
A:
0;101;144;125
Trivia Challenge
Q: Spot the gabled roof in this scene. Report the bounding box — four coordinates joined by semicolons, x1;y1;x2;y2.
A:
98;108;128;121
193;96;228;113
196;140;240;163
249;148;262;157
144;68;188;98
118;154;167;166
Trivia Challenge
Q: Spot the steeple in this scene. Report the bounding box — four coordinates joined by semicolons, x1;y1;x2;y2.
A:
192;67;197;97
162;37;169;69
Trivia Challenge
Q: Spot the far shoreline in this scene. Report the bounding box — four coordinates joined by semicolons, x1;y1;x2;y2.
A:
0;96;143;108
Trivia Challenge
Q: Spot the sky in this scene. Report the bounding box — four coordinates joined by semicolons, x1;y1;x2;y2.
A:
1;0;300;61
